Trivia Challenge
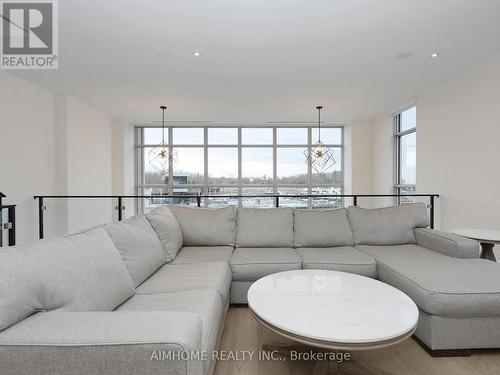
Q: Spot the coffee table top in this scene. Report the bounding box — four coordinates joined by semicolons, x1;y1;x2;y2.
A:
452;228;500;244
247;270;418;348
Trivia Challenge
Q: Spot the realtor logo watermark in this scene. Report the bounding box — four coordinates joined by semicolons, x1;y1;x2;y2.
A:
0;0;58;69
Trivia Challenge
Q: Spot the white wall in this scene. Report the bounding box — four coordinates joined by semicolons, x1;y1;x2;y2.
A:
417;52;500;232
349;120;373;195
346;117;394;208
0;73;114;244
66;96;113;232
111;119;135;219
368;115;395;208
0;72;56;244
55;95;113;234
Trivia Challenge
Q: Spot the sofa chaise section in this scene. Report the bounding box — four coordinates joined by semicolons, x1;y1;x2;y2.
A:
357;243;500;352
348;203;500;353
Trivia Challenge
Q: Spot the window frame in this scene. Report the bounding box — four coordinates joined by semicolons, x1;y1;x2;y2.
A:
135;125;344;210
393;107;416;204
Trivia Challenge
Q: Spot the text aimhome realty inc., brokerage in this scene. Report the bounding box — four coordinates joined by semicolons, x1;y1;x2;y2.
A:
0;0;58;69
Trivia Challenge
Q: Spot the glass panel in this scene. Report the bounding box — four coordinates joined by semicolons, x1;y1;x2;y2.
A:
142;147;169;185
144;127;168;145
311;187;343;208
277;148;308;184
139;186;169;214
277;187;309;208
242;187;274;208
312;127;342;145
208;128;238;144
399;132;416;185
277;128;307;145
208;148;238;185
401;106;416;131
398;186;416;204
242;148;273;184
310;147;342;185
204;187;239;207
142;187;203;210
242;128;273;145
173;148;204;185
172;128;204;144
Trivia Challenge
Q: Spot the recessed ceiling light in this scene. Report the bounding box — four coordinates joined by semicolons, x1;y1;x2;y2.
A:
430;53;440;58
193;52;201;57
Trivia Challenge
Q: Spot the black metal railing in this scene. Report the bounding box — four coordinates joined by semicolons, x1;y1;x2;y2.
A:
0;192;16;247
33;193;439;239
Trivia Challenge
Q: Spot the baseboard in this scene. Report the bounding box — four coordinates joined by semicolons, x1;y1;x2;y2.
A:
230;303;249;308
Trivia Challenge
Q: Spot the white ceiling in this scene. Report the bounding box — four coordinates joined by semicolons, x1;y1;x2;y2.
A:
12;0;500;124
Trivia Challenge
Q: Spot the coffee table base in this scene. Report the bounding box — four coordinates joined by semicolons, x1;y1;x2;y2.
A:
261;343;391;375
253;308;414;375
480;242;497;262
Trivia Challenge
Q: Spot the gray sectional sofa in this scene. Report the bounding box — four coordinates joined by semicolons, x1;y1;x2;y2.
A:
1;203;500;375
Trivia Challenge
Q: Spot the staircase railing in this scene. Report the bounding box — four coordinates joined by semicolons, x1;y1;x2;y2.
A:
0;192;16;247
33;193;439;240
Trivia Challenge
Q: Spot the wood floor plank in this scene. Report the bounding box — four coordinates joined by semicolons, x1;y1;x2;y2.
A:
214;307;500;375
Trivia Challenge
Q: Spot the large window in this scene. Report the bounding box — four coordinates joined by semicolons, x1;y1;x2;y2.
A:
394;106;416;203
136;126;344;211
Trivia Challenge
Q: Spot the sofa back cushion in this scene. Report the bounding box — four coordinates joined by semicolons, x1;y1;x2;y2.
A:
236;208;294;247
0;227;135;333
103;216;167;286
294;208;353;247
347;203;430;245
146;206;183;260
168;206;236;246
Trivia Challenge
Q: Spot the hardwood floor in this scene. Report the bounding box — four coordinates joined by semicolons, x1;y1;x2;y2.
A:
214;307;500;375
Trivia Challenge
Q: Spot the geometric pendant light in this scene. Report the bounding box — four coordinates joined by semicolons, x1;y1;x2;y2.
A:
304;105;336;174
148;105;177;176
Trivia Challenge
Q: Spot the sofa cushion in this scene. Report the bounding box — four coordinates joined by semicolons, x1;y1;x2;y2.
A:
103;216;167;287
0;228;135;333
230;247;302;281
117;289;223;356
296;247;377;278
236;208;294;247
136;262;232;303
347;203;430;245
146;206;183;261
294;208;353;247
172;246;234;264
168;206;236;246
357;244;500;316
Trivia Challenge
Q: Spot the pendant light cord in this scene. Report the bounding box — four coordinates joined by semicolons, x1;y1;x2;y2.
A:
316;105;322;142
160;105;166;145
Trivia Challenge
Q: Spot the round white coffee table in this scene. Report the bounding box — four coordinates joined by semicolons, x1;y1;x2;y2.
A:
248;270;419;374
452;228;500;262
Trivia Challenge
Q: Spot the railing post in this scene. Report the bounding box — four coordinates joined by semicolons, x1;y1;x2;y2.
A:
275;196;280;208
0;192;4;246
38;197;44;239
353;196;358;206
7;206;16;246
117;197;123;221
196;196;201;207
430;195;435;229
